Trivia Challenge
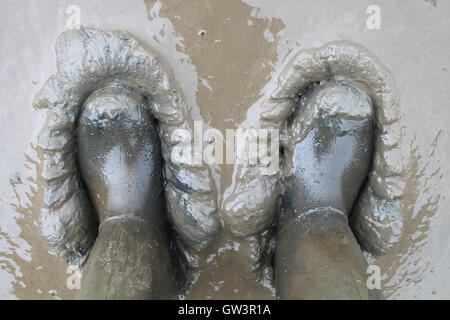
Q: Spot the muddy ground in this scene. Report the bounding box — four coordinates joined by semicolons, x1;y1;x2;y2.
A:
0;0;449;299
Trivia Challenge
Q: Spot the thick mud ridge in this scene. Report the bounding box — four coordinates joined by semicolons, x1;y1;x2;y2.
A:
34;27;405;298
222;41;405;278
33;28;218;271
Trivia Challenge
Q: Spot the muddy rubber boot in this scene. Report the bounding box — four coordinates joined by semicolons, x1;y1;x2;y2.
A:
76;86;172;299
276;81;381;299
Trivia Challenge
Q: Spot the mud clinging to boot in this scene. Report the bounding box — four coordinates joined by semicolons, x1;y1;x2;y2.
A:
33;23;404;300
2;0;448;304
76;86;172;299
33;28;219;299
223;41;405;299
276;80;378;299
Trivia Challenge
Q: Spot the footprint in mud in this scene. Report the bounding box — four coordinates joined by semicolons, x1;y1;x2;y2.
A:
33;28;218;299
223;42;405;300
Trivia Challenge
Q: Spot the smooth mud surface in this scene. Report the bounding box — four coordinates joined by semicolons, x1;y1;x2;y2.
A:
0;0;449;299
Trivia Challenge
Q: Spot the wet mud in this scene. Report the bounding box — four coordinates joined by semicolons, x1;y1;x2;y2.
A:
1;0;449;300
32;26;402;299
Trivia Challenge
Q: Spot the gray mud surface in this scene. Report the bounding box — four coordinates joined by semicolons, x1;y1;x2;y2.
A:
0;0;449;299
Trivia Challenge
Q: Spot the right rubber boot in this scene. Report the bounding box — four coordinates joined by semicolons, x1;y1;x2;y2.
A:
76;86;172;299
276;81;381;299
